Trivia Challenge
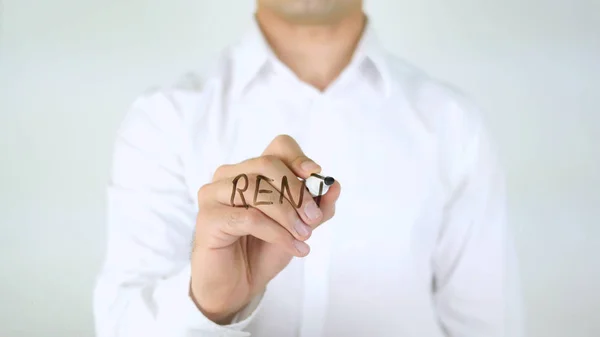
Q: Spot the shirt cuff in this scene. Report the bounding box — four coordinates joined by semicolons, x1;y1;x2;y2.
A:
153;264;265;336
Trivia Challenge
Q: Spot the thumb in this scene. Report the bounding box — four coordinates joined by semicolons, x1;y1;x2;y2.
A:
262;134;321;178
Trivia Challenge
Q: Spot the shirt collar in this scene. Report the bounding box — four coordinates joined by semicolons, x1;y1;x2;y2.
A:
351;19;392;97
230;16;391;100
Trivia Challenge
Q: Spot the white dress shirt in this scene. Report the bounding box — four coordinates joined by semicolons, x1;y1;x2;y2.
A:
93;18;523;337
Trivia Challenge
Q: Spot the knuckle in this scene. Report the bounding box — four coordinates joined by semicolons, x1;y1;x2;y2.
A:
291;154;309;165
227;208;255;230
225;210;242;231
196;183;211;202
213;164;230;180
246;209;261;224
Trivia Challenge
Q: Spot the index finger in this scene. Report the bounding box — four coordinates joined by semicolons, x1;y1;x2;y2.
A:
262;134;321;178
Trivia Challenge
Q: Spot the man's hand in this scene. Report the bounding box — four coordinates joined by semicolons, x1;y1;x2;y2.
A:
190;135;341;324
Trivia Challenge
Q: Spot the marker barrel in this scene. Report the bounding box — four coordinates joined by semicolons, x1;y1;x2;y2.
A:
305;174;334;197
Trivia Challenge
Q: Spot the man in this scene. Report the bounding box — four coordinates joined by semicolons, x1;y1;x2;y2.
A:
94;0;523;336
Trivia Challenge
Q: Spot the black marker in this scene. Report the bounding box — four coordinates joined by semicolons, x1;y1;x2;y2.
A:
305;173;335;197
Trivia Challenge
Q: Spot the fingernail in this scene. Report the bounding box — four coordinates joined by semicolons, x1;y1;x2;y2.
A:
294;219;311;237
304;201;323;221
293;240;310;255
301;160;321;173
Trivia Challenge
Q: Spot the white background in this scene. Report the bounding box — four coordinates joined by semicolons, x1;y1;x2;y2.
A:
1;0;598;336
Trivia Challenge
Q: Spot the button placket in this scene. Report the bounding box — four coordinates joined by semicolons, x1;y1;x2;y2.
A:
298;94;334;337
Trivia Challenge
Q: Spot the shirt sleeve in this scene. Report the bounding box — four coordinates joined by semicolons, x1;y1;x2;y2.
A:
93;90;264;337
431;120;525;337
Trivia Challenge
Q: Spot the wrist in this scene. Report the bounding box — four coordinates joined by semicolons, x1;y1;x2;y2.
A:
188;282;237;325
